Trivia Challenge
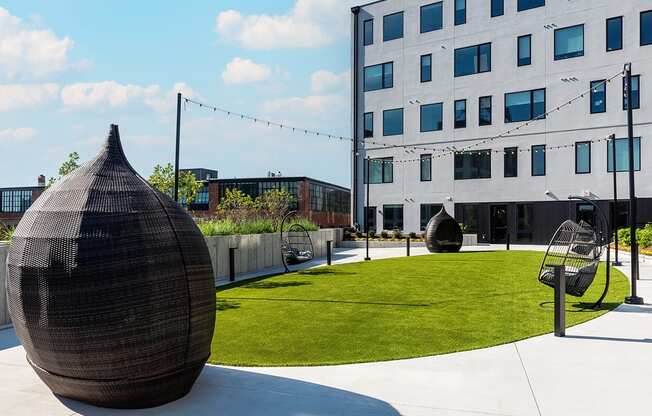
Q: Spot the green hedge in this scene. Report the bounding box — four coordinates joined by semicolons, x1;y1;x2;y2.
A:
617;224;652;248
197;217;318;237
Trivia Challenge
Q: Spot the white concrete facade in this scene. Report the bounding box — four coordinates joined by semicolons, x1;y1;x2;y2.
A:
351;0;652;238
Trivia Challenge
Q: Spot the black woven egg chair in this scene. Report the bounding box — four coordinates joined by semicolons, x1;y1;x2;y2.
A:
6;125;215;409
280;211;314;272
425;207;463;253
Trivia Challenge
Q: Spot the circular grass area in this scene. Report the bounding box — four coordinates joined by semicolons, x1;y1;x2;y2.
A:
210;251;629;366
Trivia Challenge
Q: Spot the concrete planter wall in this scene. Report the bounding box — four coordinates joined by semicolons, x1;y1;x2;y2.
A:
0;243;9;327
204;229;343;282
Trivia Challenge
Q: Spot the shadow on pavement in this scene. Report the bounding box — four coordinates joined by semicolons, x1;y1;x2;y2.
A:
565;334;652;344
0;327;19;351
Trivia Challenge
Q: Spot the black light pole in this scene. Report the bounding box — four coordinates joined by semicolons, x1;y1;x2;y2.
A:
364;156;371;261
174;92;182;202
624;63;644;305
610;135;622;266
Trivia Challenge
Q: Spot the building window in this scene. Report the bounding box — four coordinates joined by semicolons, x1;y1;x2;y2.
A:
455;0;466;25
383;12;403;42
420;155;432;182
365;206;377;232
455;100;467;128
421;204;443;231
421;54;432;83
623;75;640;110
518;35;532;66
575;142;591;174
517;0;544;12
364;112;373;138
642;10;652;46
531;145;546;176
383;204;404;231
420;103;443;132
363;62;393;91
505;88;545;123
461;205;479;234
383;108;404;136
516;204;534;242
608;138;641;172
363;19;374;46
454;43;491;77
455;150;491;180
421;2;443;33
504;147;518;177
0;190;33;213
491;0;504;17
479;96;492;126
590;80;606;114
367;157;394;184
606;17;623;51
554;24;584;60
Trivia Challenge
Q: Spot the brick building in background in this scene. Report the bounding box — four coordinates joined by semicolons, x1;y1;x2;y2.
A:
0;175;46;227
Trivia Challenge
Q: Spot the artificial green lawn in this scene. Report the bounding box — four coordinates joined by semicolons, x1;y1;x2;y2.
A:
210;251;629;366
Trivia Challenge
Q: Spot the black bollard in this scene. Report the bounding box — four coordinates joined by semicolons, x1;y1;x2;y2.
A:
506;233;511;251
327;240;332;265
551;265;566;337
406;237;411;257
229;247;237;282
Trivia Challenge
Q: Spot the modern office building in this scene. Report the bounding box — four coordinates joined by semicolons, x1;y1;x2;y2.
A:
0;175;46;227
351;0;652;243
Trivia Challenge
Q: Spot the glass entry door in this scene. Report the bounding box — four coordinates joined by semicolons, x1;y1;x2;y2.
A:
491;205;508;243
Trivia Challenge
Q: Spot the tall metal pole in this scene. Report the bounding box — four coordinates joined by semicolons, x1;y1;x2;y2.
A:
610;135;622;266
174;92;182;202
365;156;371;261
351;7;360;227
624;63;644;305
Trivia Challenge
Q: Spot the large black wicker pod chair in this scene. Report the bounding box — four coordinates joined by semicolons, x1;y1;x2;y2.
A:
425;206;463;253
6;125;215;409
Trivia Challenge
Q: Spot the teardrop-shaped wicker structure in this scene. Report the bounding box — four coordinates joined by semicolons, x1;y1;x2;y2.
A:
6;125;215;409
425;207;463;253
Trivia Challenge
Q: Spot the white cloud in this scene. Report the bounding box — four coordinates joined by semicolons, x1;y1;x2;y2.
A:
61;81;159;108
144;82;199;114
310;70;349;94
0;7;75;79
222;57;272;85
261;94;348;122
0;83;59;111
127;134;170;147
215;0;357;49
0;127;36;142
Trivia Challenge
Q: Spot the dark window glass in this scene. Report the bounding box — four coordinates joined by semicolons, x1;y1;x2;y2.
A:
421;2;443;33
504;147;518;177
623;75;640;110
421;204;443;231
505;88;546;123
608;138;641;172
364;112;373;138
518;35;532;66
455;100;466;128
420;155;432;182
454;150;491;180
0;189;33;213
590;80;606;114
383;108;404;136
363;62;393;91
383;204;404;230
383;12;404;42
491;0;504;17
575;142;591;174
367;157;394;183
516;204;533;242
517;0;545;12
554;25;584;60
461;205;479;234
642;10;652;46
454;43;491;77
363;19;373;46
421;54;432;82
531;145;546;176
365;206;377;232
606;17;623;51
479;96;492;126
455;0;466;25
420;103;443;132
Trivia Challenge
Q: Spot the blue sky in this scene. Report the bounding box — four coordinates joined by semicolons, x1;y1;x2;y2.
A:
0;0;354;188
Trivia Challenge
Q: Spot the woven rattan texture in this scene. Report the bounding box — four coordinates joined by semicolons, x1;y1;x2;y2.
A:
6;125;215;408
425;207;463;253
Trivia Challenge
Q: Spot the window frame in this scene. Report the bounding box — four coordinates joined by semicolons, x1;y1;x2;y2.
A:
517;0;545;12
641;10;652;46
454;150;492;180
607;138;642;172
455;0;466;26
383;11;404;42
479;96;492;126
383;108;404;136
420;102;444;132
623;75;641;110
382;204;404;231
491;0;504;17
364;112;374;138
590;80;607;114
454;43;492;77
363;62;393;92
606;16;623;52
504;88;546;123
366;157;394;184
455;99;467;129
504;147;518;178
517;34;532;66
420;154;432;182
531;145;546;176
420;2;443;33
575;141;592;174
363;19;374;46
554;24;585;61
421;54;432;83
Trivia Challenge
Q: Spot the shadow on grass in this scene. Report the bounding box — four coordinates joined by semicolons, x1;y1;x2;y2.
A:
296;269;356;276
219;296;430;308
216;299;241;311
538;301;621;312
242;281;312;289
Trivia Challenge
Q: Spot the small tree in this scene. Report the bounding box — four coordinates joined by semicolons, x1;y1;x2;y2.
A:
47;152;80;187
258;189;295;227
216;188;260;222
148;163;202;206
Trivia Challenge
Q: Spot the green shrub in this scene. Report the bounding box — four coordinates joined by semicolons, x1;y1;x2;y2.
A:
392;229;403;239
355;231;364;239
380;230;389;239
369;231;376;239
618;228;631;246
408;232;417;239
0;225;14;241
197;217;317;237
637;224;652;248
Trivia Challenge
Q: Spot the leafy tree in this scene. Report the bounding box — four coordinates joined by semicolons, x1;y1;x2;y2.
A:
47;152;80;187
216;188;260;222
148;163;202;205
258;189;295;227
